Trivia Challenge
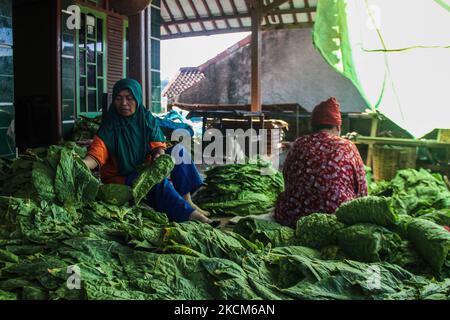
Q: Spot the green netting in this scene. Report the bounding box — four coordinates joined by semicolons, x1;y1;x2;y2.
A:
313;0;450;137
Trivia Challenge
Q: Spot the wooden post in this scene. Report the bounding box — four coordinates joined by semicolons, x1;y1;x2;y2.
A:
144;6;152;109
53;0;63;143
366;114;379;167
250;0;262;112
128;10;147;102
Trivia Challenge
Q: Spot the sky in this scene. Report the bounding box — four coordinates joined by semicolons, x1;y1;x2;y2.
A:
160;32;250;82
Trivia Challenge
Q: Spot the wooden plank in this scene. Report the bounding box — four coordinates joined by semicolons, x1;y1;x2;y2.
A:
108;14;124;94
366;115;379;167
250;0;262;112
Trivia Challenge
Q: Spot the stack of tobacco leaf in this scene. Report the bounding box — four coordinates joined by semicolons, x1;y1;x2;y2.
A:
1;147;450;300
193;161;284;216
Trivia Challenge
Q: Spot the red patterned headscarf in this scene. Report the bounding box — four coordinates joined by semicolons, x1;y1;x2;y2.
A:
311;97;342;126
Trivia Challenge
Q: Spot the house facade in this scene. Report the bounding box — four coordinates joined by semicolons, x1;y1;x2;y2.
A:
0;0;162;157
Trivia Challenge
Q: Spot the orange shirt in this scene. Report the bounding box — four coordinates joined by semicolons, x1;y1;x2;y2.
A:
87;135;167;184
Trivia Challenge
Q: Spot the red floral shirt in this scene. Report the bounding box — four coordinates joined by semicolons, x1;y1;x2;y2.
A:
274;132;368;227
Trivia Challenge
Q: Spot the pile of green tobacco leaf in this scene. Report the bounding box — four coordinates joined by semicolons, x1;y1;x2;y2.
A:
193;161;284;216
1;148;450;300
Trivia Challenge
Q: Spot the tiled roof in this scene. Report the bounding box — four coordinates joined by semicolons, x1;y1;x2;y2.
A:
163;36;251;101
162;67;206;102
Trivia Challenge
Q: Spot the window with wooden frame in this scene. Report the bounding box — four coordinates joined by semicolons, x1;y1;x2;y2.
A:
76;7;107;117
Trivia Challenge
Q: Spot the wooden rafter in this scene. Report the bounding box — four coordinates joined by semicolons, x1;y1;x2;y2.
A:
229;0;244;28
187;0;207;31
160;27;251;39
304;0;313;23
271;7;316;14
160;8;314;27
250;0;262;112
162;12;249;26
262;0;290;16
162;0;182;34
162;21;172;35
264;21;313;30
174;0;194;32
200;0;219;30
270;0;283;25
215;0;232;29
289;0;298;25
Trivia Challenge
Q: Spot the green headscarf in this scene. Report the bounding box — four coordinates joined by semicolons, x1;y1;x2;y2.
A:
97;79;166;176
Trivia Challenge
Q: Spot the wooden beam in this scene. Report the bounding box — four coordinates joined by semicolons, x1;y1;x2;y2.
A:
262;0;290;16
365;115;379;167
160;8;315;27
162;12;249;26
250;0;262;112
161;20;313;40
54;0;62;143
128;10;147;99
160;26;251;39
263;21;314;30
354;136;450;149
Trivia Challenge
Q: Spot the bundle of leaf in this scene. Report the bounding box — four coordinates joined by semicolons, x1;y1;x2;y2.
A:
295;213;345;249
97;184;132;206
407;218;450;273
378;169;450;215
335;196;399;227
233;218;296;247
414;208;450;228
72;115;102;141
336;224;403;263
199;192;273;217
0;196;82;243
388;240;429;274
193;161;284;216
160;222;262;262
241;250;425;300
132;154;175;205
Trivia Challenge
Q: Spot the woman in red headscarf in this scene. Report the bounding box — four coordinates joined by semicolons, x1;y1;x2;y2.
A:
274;97;368;227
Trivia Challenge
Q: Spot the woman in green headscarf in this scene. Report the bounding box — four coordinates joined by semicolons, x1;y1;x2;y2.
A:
82;79;215;225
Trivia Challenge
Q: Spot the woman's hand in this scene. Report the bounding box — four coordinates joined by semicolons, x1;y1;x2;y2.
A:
82;155;99;170
151;147;165;161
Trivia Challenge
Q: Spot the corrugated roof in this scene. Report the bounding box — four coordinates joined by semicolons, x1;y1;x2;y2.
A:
162;67;206;101
160;0;317;39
